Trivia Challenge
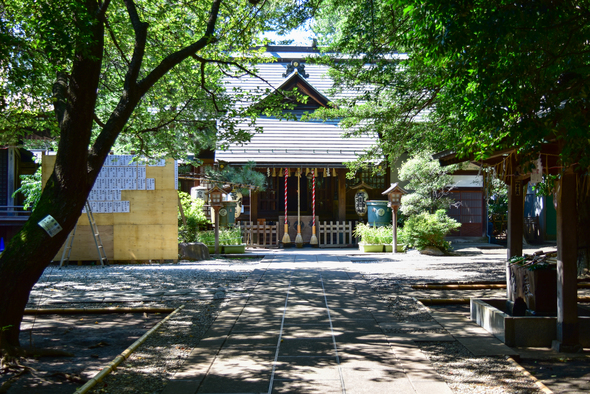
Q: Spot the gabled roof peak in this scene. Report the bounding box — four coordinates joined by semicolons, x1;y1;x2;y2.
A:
282;60;309;78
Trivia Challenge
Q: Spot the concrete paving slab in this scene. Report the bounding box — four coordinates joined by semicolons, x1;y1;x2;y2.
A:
410;379;455;394
341;368;416;394
197;372;271;393
328;307;374;320
380;321;444;331
338;352;401;371
330;319;382;332
161;379;201;394
429;311;496;337
223;332;279;347
273;356;340;380
335;332;390;344
398;333;456;342
278;338;338;357
456;336;520;357
271;380;343;393
159;262;454;394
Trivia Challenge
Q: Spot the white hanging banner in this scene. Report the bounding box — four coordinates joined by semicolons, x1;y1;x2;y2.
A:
530;156;543;185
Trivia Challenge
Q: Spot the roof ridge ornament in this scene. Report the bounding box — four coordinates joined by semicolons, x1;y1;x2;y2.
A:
283;60;309;78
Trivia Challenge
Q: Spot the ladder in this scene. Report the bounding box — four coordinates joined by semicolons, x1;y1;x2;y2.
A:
59;202;108;268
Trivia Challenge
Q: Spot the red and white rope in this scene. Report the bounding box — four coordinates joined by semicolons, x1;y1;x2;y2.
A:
312;170;316;227
284;168;288;224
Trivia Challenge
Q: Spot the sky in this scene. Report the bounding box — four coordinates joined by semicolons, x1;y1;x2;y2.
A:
263;24;316;46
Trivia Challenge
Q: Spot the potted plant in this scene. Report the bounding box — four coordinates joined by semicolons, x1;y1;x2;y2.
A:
220;227;245;254
380;226;405;252
354;223;384;253
197;230;216;254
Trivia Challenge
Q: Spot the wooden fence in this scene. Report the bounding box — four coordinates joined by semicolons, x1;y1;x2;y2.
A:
318;221;357;248
238;220;358;248
239;222;279;248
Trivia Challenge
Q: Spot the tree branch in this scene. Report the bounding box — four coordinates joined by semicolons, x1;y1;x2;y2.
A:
123;0;149;91
137;0;221;96
93;113;106;128
52;71;68;128
97;0;112;20
199;61;220;112
105;15;130;66
194;54;289;99
134;97;194;133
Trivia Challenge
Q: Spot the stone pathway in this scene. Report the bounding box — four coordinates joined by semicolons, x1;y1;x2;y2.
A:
163;254;457;394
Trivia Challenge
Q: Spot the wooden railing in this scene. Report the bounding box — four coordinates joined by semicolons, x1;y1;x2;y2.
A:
0;206;31;222
239;222;279;248
318;221;357;248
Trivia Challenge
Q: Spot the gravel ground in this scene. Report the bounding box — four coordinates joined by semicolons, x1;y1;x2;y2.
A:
3;247;574;393
362;277;543;394
20;260;258;394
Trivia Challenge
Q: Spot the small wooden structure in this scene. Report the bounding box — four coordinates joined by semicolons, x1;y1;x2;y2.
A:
437;143;583;352
43;154;178;262
240;221;279;248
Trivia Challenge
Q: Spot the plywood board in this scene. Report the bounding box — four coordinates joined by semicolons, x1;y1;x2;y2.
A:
113;224;178;260
41;153;56;188
146;159;176;190
116;189;177;225
42;154;178;261
53;225;114;261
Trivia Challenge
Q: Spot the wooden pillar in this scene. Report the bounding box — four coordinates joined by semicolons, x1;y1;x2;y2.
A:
553;167;581;352
507;178;527;259
506;178;527;301
338;169;346;221
214;207;220;255
250;190;258;223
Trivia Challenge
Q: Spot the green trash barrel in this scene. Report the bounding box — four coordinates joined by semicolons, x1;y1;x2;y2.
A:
366;200;392;227
219;201;237;227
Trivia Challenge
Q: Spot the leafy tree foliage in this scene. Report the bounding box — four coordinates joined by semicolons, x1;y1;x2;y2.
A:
206;161;267;193
178;191;210;243
11;167;42;210
398;152;460;216
403;0;590;168
310;0;459;172
400;210;461;253
312;0;590;170
0;0;318;355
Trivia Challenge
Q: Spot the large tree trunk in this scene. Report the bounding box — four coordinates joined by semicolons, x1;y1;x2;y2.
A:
0;0;223;356
0;1;105;354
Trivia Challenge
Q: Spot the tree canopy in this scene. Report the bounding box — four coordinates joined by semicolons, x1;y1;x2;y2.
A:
311;0;590;170
0;0;319;355
1;0;317;157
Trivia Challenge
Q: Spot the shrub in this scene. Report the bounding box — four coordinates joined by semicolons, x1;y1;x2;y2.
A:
219;227;243;245
197;227;242;246
178;191;210;243
197;230;215;246
398;152;460;217
354;223;381;245
401;210;461;253
354;223;405;246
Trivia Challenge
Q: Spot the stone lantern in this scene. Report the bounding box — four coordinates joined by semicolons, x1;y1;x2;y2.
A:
207;185;224;255
382;183;408;254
